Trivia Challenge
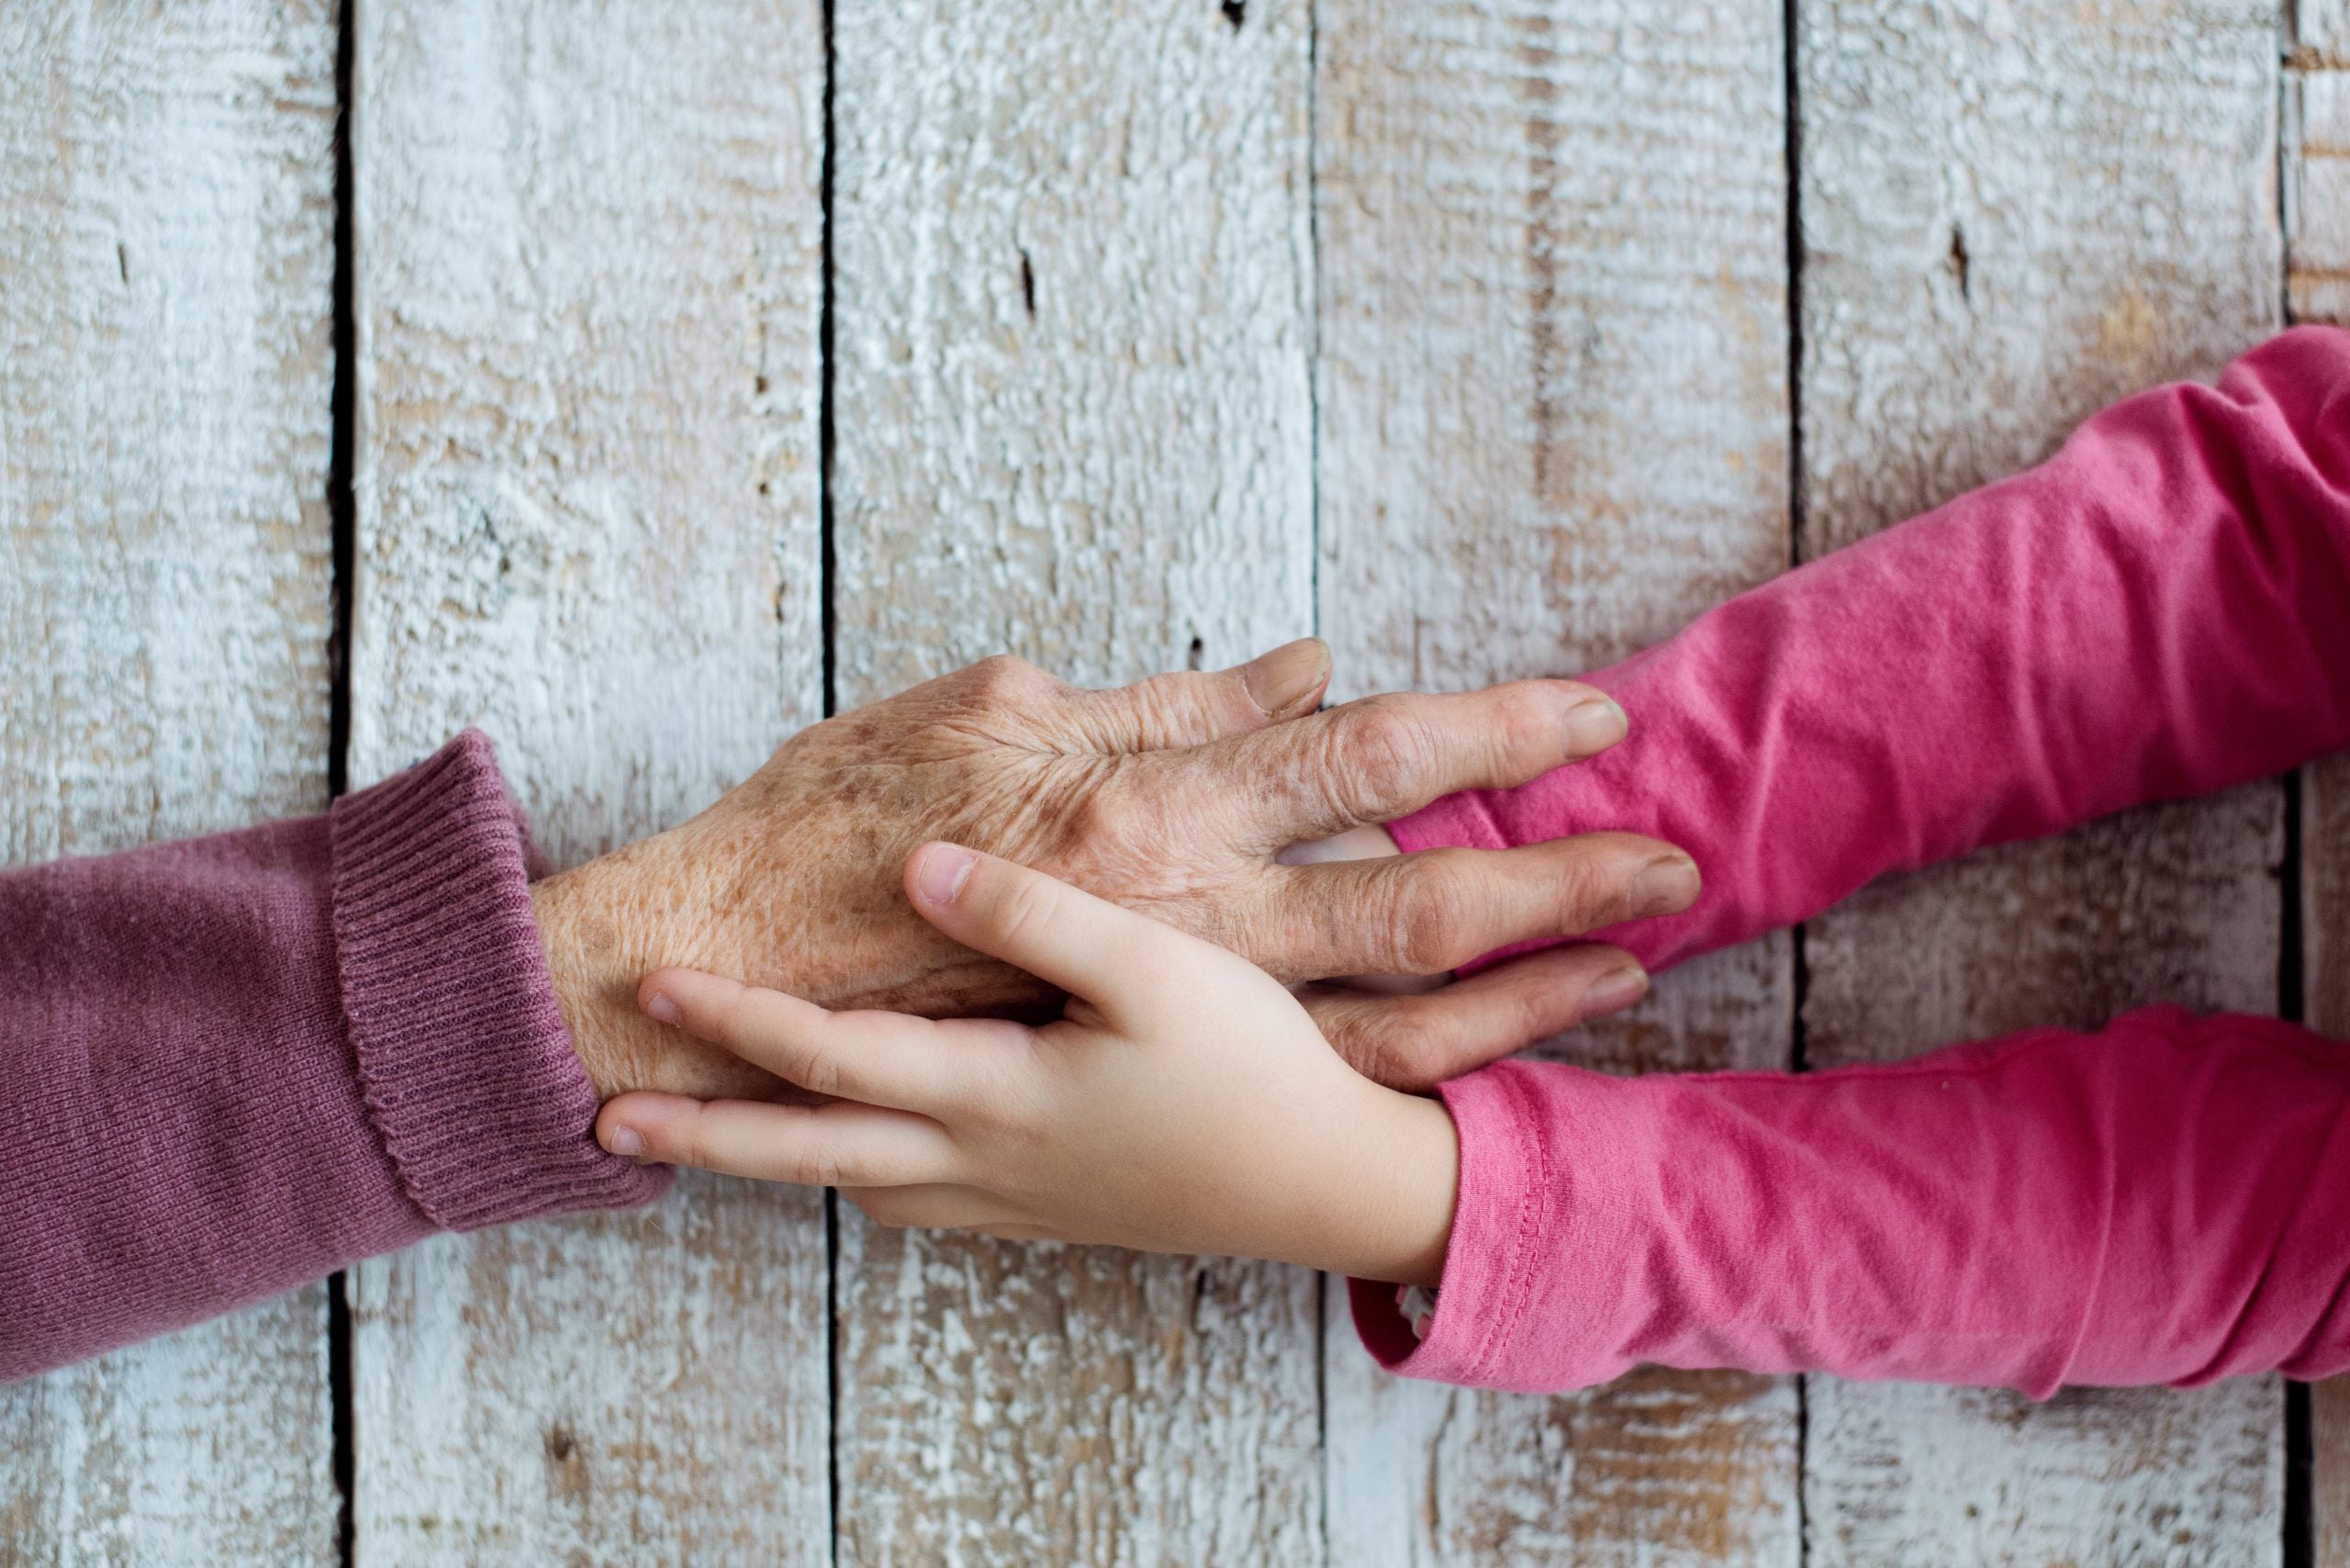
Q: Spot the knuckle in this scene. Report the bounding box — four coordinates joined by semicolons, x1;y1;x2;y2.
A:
1338;1011;1421;1089
1381;857;1476;973
676;1111;716;1173
964;653;1046;707
990;873;1062;949
786;1038;845;1100
1332;699;1430;809
788;1143;847;1188
1487;686;1563;769
1393;902;1464;975
1062;779;1136;848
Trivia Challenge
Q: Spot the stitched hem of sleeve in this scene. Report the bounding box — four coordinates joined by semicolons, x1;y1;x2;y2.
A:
1349;1064;1552;1386
330;731;669;1230
1386;790;1509;857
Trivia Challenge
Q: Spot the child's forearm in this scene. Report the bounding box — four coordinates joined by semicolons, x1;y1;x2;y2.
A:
1360;1009;2350;1394
1391;325;2350;974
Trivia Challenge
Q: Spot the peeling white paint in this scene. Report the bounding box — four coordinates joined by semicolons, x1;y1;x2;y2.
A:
345;1;829;1562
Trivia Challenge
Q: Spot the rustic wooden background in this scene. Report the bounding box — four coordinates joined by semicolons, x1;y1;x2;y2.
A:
3;0;2344;1562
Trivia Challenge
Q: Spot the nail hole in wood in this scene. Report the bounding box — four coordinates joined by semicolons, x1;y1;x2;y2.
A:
117;242;129;285
1186;635;1205;670
1221;0;1245;27
1948;224;1971;302
1019;250;1037;319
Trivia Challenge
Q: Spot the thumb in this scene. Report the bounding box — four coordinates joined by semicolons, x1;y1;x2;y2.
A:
1068;637;1331;752
902;842;1213;1024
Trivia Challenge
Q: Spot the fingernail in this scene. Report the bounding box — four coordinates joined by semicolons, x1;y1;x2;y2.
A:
1564;695;1628;755
913;843;978;905
1586;963;1651;1018
1629;852;1701;918
643;991;681;1025
1237;637;1330;720
605;1125;644;1159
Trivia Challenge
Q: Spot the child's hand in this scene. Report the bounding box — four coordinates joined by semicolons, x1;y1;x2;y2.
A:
596;842;1497;1284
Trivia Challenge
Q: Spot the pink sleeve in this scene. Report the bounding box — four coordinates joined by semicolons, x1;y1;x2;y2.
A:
0;731;665;1380
1356;1009;2350;1394
1390;325;2350;974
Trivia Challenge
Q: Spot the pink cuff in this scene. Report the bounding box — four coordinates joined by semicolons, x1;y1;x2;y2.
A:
331;731;668;1230
1351;1065;1563;1388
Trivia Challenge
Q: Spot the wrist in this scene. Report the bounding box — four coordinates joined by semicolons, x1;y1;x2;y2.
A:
1315;1088;1459;1286
530;828;785;1102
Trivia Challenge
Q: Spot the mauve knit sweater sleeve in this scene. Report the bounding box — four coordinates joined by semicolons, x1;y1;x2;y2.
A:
0;731;666;1380
1359;324;2350;1394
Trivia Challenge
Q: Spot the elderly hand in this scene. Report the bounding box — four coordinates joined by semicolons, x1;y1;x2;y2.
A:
533;641;1696;1099
596;844;1469;1286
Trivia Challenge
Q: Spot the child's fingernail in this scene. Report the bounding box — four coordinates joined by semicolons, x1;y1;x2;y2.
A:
913;844;978;905
644;991;681;1025
606;1125;644;1159
1587;964;1651;1017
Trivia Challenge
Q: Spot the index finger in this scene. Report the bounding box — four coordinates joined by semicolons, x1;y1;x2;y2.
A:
1181;681;1627;849
637;967;1016;1115
903;842;1229;1025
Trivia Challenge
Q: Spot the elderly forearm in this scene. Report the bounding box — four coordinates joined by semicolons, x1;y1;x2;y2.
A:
1392;325;2350;974
0;733;659;1380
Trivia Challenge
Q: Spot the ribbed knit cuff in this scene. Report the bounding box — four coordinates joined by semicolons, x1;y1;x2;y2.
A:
330;731;669;1231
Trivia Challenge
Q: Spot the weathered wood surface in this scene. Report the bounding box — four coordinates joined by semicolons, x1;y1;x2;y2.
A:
344;0;829;1560
7;1;2328;1562
2294;13;2350;1566
0;2;341;1561
825;1;1321;1560
2306;0;2350;61
1314;2;1800;1562
2293;44;2350;324
1795;2;2287;1562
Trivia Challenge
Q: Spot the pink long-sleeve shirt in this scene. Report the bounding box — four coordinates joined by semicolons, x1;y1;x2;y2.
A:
6;330;2345;1391
1360;323;2350;1395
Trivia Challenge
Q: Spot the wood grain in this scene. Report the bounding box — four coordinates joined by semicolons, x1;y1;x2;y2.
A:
1806;1379;2282;1566
1795;2;2286;1562
1314;2;1800;1561
2291;57;2350;324
826;1;1320;1559
346;0;828;1560
2294;13;2350;1565
0;2;340;1560
2302;1;2350;61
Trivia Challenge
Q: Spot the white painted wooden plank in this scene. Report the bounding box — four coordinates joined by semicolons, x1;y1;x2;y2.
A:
1806;1379;2282;1565
2293;17;2350;1562
2289;65;2350;325
1314;2;1801;1562
1796;2;2286;1562
347;1;829;1560
2302;1;2350;60
2321;1370;2350;1568
2311;737;2350;1567
826;1;1321;1559
0;2;340;1559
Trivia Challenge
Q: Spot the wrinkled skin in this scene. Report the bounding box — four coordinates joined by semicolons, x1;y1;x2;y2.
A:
532;644;1697;1100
